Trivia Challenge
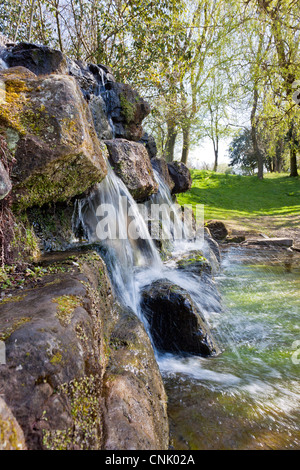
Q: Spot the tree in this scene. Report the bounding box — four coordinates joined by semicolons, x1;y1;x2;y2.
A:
249;0;300;176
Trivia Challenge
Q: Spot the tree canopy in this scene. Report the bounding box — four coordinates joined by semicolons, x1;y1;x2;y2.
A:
0;0;299;176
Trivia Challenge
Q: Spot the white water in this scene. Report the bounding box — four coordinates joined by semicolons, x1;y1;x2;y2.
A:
73;158;220;339
74;162;162;310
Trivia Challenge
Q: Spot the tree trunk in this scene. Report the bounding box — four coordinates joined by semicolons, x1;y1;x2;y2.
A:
251;88;264;179
28;0;36;42
288;121;299;177
164;120;177;163
275;139;283;173
290;146;298;177
181;125;190;165
55;1;64;52
212;137;219;172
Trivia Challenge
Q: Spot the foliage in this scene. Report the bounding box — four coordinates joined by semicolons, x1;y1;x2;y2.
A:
0;0;299;173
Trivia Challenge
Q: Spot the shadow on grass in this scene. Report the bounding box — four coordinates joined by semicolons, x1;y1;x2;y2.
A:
178;172;300;219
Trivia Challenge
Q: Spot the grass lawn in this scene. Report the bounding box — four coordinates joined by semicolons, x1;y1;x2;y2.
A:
177;170;300;238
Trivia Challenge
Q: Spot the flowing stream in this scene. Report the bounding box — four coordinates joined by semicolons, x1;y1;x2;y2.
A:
164;246;300;450
74;150;300;450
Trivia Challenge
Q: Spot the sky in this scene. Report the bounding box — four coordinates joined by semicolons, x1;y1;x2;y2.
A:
189;137;231;169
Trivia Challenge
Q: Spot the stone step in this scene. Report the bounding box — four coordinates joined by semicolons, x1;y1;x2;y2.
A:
243;238;294;247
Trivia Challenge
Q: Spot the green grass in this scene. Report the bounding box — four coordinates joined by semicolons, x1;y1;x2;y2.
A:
177;170;300;231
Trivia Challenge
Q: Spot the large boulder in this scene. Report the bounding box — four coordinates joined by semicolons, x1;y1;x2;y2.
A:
4;42;68;76
0;67;107;210
0;160;11;199
168;161;192;194
105;138;158;201
103;308;169;450
140;279;220;357
0;251;112;450
0;250;169;450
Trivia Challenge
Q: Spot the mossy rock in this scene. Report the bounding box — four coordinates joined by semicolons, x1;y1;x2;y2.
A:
0;68;107;211
176;250;212;276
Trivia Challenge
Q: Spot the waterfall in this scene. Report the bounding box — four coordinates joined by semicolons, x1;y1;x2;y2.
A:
73;161;162;311
73;156;221;331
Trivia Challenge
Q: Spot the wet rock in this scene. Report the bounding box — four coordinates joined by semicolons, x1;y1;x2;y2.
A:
0;398;27;450
67;58;99;98
141;279;220;357
0;68;107;210
89;94;114;140
140;132;158;159
151;157;175;193
4;42;68;76
0;160;11;200
176;250;212;277
105;138;158;201
103;308;169;450
204;227;221;264
168;161;192;194
205;220;228;241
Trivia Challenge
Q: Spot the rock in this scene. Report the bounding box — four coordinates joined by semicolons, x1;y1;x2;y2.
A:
105;138;158;201
107;82;151;141
4;42;68;76
0;68;107;210
140;132;158;159
204;227;221;264
89;94;114;140
140;279;220;357
176;250;212;277
151;157;175;193
205;220;228;241
103;308;169;450
244;238;294;247
0;398;27;450
0;250;169;450
0;160;11;199
226;235;246;243
0;251;112;450
167;161;192;194
27;202;77;252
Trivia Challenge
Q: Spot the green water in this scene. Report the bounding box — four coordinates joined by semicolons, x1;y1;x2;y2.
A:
163;247;300;450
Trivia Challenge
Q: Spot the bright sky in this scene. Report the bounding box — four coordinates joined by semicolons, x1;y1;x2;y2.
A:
189;137;231;169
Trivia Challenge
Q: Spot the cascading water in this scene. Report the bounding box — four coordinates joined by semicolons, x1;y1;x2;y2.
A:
74;163;300;449
73;161;162;311
73;154;223;363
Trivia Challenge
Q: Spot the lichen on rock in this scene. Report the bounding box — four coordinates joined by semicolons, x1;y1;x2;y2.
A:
0;68;107;211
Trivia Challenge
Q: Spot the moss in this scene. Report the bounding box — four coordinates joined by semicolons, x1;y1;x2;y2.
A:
120;94;135;123
52;295;83;327
10;213;40;263
13;153;102;212
0;317;31;342
0;79;29;134
0;293;27;304
42;375;102;450
49;351;63;365
0;416;21;450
